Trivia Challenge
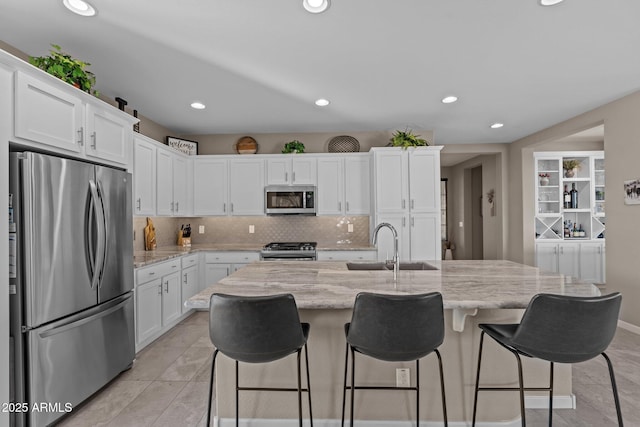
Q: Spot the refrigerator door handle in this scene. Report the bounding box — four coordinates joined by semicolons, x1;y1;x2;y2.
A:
88;179;106;290
96;179;109;288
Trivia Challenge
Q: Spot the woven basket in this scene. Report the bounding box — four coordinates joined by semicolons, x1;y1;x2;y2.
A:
328;135;360;153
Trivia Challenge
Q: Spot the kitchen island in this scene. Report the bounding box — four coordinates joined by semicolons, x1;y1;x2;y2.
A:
186;260;600;425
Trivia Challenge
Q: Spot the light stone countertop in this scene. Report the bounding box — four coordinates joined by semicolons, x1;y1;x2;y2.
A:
186;260;600;312
133;244;376;268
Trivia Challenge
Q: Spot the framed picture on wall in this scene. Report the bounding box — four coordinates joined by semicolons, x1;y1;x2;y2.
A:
167;136;198;156
624;178;640;205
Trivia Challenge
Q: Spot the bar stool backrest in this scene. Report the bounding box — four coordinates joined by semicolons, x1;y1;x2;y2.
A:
347;292;444;362
209;293;306;363
512;292;621;363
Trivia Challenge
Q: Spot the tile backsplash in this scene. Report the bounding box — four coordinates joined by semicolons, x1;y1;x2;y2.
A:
133;216;370;251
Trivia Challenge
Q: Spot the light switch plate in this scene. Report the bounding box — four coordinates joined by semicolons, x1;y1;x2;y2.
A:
348;224;354;233
249;225;255;233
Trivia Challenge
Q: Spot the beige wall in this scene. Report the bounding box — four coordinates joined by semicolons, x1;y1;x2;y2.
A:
507;90;640;326
182;129;434;155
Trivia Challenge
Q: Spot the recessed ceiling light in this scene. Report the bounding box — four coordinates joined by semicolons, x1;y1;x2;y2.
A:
315;98;330;107
490;123;504;129
190;102;206;110
63;0;96;16
441;96;458;104
303;0;330;14
539;0;564;6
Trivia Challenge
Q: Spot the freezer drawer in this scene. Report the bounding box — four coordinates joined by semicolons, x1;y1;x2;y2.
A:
26;293;134;427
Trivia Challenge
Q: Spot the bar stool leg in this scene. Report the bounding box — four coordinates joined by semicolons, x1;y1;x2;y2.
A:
350;347;356;427
304;343;313;427
472;331;485;427
416;359;420;427
513;352;526;427
435;349;448;427
235;360;240;427
341;342;349;427
206;349;219;427
297;349;303;427
548;362;554;427
602;352;624;427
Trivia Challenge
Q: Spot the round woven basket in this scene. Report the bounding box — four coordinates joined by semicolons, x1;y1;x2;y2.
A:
235;136;258;154
328;135;360;153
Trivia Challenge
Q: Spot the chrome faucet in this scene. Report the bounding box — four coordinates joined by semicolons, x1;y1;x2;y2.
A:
372;222;399;281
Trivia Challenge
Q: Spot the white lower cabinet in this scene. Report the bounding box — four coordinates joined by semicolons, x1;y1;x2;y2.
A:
204;251;260;288
135;254;200;351
317;250;377;261
535;241;605;283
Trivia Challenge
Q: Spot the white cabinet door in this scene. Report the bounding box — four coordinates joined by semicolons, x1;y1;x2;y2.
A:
161;271;182;326
14;71;84;153
317;250;377;261
291;157;317;185
135;278;162;344
410;213;440;261
374;150;407;213
409;151;439;212
85;103;130;165
580;242;605;284
317;158;343;215
133;137;156;215
535;243;559;274
344;156;370;215
172;155;189;215
374;213;410;261
204;264;231;290
558;243;580;278
156;148;174;215
229;158;264;215
181;265;199;314
266;157;290;185
193;158;228;215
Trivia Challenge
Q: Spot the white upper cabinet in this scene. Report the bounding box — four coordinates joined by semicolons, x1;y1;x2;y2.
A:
193;157;228;216
172;155;190;216
156;148;174;216
133;136;157;215
266;156;317;185
13;71;135;167
229;158;265;215
408;150;439;212
14;72;84;154
374;150;408;213
317;154;370;215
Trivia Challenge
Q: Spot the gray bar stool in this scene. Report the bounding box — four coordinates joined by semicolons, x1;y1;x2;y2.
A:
206;293;313;427
472;292;623;427
341;291;448;426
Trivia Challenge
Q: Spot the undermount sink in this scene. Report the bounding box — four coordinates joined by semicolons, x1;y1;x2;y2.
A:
346;261;437;271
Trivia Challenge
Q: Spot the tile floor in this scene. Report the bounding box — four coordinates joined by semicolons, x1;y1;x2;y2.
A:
58;311;639;426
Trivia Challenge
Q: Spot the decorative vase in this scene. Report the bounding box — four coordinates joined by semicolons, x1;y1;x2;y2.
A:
564;168;576;178
539;177;549;186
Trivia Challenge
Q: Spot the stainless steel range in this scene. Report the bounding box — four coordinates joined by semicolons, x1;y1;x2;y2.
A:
260;242;317;261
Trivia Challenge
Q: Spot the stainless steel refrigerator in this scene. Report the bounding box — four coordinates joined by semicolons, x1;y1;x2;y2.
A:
9;152;135;427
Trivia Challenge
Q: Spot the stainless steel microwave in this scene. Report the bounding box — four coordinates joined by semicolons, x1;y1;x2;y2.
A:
265;185;316;215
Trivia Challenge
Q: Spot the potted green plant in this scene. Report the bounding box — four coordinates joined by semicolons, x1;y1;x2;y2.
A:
282;140;305;154
389;129;430;149
29;44;99;96
562;159;581;178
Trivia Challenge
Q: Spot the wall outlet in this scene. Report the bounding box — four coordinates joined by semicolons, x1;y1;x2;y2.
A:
249;225;255;234
199;225;205;234
348;223;354;233
396;368;410;388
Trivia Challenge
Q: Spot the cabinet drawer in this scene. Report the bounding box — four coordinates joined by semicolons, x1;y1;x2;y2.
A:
205;251;259;264
317;250;377;261
136;259;181;284
181;254;199;268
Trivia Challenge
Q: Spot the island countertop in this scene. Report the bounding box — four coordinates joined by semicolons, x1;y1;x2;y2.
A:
186;259;600;311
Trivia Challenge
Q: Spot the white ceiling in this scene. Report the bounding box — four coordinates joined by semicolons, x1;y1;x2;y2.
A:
1;1;639;145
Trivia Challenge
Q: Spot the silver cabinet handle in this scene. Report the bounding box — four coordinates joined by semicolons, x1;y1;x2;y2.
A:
338;201;342;211
148;272;156;276
136;198;141;210
230;203;234;213
223;203;226;212
226;267;230;275
157;283;162;295
411;199;415;209
77;127;84;146
598;246;602;254
411;217;415;227
170;202;174;212
402;217;406;227
90;131;97;149
164;281;169;293
553;247;557;254
183;273;188;284
346;201;350;212
560;247;564;254
292;172;296;182
285;172;288;182
175;202;179;212
402;199;406;209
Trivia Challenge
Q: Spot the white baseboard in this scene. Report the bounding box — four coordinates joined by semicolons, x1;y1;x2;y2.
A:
618;320;640;335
